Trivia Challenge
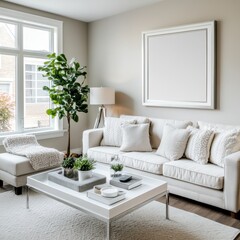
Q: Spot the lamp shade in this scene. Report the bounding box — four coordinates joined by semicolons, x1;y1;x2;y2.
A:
90;87;115;105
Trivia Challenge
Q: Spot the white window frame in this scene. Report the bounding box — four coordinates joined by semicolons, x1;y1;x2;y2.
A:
0;7;64;143
24;62;50;104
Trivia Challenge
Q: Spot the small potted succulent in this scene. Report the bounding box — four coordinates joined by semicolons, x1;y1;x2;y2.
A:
62;157;75;178
110;155;124;177
111;163;124;177
74;155;95;181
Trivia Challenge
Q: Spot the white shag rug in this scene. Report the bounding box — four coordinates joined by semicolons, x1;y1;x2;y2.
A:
0;190;239;240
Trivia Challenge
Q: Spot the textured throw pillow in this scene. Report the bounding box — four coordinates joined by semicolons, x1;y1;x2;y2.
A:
101;117;136;147
210;130;240;167
185;127;214;164
156;125;190;161
120;123;152;152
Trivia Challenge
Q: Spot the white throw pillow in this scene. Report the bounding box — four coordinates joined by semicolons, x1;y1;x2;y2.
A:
120;123;152;152
101;117;136;147
185;127;214;164
156;125;190;161
210;130;240;167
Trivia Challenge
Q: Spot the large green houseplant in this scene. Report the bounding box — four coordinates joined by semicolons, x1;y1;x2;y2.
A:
38;53;89;157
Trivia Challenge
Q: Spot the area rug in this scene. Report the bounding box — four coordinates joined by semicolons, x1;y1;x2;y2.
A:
0;190;239;240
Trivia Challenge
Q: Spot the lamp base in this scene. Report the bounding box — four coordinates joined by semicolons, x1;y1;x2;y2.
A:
94;105;106;128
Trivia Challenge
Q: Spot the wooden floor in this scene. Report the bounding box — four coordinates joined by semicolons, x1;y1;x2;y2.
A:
1;184;239;238
158;193;240;239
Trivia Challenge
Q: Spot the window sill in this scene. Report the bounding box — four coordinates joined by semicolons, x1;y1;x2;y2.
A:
0;129;66;146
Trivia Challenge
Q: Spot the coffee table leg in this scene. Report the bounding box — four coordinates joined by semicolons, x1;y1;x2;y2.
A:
106;221;111;240
26;186;29;209
166;190;169;219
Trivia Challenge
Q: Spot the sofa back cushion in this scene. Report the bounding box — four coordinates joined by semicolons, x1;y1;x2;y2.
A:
185;126;214;164
156;124;190;161
120;115;150;124
198;121;240;167
121;115;192;149
149;118;192;149
101;117;136;147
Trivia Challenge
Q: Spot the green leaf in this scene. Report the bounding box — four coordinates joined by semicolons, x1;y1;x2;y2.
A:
43;86;50;91
46;109;52;115
72;114;79;122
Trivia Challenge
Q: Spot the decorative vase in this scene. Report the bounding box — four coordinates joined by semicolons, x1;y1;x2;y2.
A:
78;170;92;181
63;168;74;178
112;171;123;178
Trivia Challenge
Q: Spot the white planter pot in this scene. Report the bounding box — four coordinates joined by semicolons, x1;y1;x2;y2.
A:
78;170;92;181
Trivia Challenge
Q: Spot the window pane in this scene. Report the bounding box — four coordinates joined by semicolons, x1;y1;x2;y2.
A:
24;57;51;129
25;89;35;97
26;80;35;88
25;72;35;80
25;64;36;71
0;54;16;132
23;27;50;52
37;73;45;80
37;81;48;88
0;22;17;48
37;98;49;103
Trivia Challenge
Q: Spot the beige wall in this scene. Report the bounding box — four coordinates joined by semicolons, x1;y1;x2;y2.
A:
0;2;88;153
88;0;240;127
1;0;240;153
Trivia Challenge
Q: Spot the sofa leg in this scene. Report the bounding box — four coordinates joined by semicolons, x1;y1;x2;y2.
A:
231;211;240;219
14;187;22;195
0;180;3;187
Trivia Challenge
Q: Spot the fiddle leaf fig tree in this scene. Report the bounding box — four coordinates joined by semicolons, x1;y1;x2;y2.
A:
38;53;89;157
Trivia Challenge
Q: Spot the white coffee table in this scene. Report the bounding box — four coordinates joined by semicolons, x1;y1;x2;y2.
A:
26;164;169;240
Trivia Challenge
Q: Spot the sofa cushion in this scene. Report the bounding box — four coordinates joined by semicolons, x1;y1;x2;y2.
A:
149;118;192;149
120;123;152;152
198;121;240;131
87;146;121;164
185;127;214;164
0;153;35;176
120;115;150;124
101;117;136;147
162;159;224;189
198;121;240;167
210;130;240;167
156;124;190;161
121;151;169;174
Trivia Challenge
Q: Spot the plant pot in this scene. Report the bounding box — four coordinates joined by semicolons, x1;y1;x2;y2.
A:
63;168;74;178
111;171;123;178
78;170;92;181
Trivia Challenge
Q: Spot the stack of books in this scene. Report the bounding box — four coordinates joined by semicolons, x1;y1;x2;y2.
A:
110;175;142;190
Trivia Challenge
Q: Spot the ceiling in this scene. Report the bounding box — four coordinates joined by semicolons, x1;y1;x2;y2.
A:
4;0;164;22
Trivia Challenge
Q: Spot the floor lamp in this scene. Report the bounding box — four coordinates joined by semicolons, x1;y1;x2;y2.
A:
90;87;115;128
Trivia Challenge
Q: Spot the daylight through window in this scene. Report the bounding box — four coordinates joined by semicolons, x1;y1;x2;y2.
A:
0;8;62;139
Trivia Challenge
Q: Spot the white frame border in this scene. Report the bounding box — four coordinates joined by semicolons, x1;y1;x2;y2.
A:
142;21;216;109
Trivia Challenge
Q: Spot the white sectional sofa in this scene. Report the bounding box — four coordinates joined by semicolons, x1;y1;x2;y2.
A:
83;115;240;216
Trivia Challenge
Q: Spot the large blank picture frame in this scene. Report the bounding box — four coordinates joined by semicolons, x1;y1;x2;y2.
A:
142;21;216;109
